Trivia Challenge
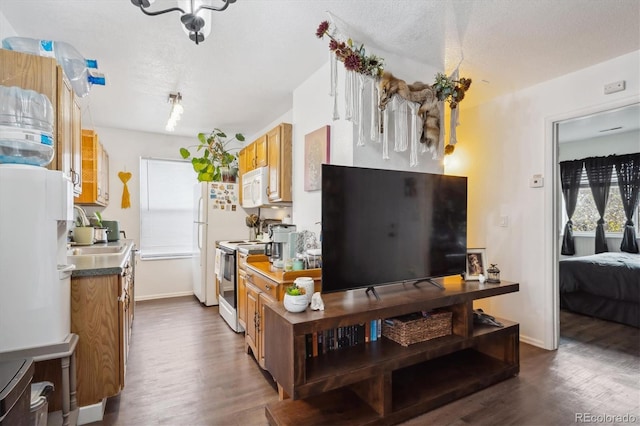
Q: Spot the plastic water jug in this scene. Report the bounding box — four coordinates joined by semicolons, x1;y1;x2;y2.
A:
0;85;55;166
2;37;104;97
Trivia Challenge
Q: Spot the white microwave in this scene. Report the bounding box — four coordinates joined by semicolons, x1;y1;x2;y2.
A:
242;166;269;207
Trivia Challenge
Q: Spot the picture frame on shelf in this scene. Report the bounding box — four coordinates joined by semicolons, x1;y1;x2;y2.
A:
466;248;487;281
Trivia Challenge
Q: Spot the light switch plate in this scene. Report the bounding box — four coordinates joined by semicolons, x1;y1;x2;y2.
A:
530;174;544;188
604;80;625;95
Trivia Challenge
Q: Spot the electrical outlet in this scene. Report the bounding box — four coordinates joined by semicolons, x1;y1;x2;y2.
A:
604;80;625;95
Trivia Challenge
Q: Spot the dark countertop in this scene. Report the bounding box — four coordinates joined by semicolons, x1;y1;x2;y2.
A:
68;239;136;277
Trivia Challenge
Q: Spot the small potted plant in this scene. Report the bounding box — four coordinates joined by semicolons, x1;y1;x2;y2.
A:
283;284;308;313
179;128;245;182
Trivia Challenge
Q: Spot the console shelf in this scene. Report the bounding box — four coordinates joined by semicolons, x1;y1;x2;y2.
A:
264;277;519;425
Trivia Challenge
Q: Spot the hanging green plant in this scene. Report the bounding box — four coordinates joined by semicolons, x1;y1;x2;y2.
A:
179;128;245;182
433;73;472;109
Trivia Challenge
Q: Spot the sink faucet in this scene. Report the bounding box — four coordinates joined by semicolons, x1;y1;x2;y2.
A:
74;206;90;227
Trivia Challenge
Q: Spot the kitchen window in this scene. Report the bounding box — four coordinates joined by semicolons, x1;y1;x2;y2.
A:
139;157;194;259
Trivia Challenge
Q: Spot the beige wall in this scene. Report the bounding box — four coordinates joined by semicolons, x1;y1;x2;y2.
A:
451;50;640;349
86;127;196;300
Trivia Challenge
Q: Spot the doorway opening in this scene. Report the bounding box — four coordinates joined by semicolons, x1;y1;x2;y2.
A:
550;99;640;348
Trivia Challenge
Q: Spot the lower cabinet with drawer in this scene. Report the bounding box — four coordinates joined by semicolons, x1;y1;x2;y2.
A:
70;256;135;407
245;271;282;369
243;261;321;370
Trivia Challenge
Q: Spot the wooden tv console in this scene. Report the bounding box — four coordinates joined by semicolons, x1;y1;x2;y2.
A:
263;277;519;425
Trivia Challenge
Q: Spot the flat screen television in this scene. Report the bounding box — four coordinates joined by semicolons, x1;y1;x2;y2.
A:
321;164;467;294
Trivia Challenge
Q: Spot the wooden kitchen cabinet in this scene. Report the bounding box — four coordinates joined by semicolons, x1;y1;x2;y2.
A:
244;260;321;369
266;123;292;203
76;129;109;206
245;270;281;369
238;134;268;202
56;75;84;196
239;134;267;174
238;123;292;207
99;141;110;204
245;282;278;369
0;49;82;195
71;256;134;406
245;283;260;359
71;95;83;195
238;253;269;331
258;292;276;367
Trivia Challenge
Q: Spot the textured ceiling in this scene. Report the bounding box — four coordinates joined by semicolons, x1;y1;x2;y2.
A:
1;0;639;139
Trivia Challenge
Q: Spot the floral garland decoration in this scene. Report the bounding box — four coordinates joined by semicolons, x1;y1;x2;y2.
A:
316;19;471;157
316;20;385;78
433;73;472;109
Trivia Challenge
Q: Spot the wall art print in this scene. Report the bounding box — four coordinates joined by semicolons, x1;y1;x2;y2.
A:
304;125;330;191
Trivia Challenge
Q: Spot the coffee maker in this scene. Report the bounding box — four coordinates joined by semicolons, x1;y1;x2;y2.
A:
266;223;297;268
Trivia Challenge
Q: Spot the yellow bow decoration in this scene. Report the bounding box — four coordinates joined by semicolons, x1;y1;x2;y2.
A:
118;171;132;209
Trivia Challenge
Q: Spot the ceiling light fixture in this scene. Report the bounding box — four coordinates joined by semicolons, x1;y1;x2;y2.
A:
130;0;237;45
166;92;183;132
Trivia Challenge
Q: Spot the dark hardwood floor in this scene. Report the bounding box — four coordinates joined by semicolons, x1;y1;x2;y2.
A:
94;297;639;426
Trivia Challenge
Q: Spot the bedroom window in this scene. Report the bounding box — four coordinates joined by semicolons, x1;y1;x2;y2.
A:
571;185;626;233
567;175;638;234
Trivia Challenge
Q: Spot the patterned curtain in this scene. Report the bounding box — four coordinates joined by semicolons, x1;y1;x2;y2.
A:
559;159;584;255
584;156;614;253
614;153;640;253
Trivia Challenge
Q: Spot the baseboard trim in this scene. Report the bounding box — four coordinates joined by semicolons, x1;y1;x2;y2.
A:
77;398;106;425
520;334;545;349
135;291;194;301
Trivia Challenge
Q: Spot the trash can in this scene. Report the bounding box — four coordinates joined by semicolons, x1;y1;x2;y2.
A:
0;358;34;426
30;382;53;426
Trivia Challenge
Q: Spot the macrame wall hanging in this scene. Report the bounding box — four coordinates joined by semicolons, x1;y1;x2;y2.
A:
316;16;471;166
118;170;132;209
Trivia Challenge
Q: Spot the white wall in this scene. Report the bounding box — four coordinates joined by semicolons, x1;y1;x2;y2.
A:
452;50;640;349
291;51;444;235
558;130;639;161
245;110;293;225
88;127;197;300
0;11;17;40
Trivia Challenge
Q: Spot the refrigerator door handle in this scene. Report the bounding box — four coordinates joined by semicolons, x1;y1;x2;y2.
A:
196;194;204;251
198;196;204;222
197;223;203;250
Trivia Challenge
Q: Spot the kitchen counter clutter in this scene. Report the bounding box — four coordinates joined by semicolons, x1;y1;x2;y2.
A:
246;260;321;285
68;239;135;276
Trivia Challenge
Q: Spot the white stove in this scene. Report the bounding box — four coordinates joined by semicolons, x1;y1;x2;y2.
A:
216;240;267;332
218;239;268;254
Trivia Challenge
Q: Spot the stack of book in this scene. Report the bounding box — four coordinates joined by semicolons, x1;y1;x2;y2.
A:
305;319;384;358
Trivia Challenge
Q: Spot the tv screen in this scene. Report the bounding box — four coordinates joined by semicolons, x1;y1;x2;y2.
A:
321;164;467;293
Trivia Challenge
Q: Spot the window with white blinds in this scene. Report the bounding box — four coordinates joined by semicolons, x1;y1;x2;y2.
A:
139;158;195;259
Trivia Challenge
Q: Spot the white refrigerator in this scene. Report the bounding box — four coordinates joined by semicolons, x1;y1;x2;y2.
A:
0;165;74;352
192;182;253;306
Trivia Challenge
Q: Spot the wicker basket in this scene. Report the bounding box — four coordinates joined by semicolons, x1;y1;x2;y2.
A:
382;311;452;347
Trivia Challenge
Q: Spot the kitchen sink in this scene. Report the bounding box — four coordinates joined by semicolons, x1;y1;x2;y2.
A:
68;244;126;256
